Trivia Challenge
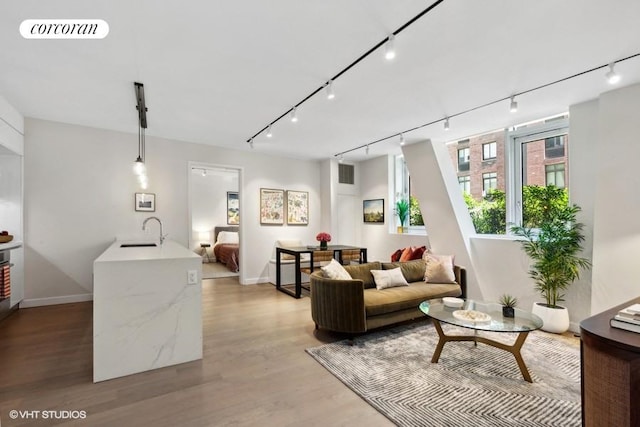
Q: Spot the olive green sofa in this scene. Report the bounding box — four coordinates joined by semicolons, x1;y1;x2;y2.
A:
310;259;466;334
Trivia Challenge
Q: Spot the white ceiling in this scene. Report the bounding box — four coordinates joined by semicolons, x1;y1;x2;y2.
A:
2;1;640;162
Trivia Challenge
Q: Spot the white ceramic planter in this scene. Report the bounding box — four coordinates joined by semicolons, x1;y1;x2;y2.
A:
531;302;570;334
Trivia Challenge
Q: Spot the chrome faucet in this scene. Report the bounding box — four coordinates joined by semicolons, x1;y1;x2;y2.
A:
142;216;166;245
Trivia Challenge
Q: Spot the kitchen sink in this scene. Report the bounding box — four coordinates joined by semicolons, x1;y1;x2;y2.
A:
120;243;157;248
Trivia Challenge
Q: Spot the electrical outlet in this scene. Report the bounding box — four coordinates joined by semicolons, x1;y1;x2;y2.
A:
187;270;198;285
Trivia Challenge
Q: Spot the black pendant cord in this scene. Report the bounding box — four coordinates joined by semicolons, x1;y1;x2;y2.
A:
334;51;640;158
244;0;446;144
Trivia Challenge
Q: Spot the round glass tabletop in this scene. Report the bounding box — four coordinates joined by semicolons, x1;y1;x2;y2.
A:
419;299;543;333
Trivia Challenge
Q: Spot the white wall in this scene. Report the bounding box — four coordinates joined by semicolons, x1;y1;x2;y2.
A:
589;83;640;314
23;118;321;304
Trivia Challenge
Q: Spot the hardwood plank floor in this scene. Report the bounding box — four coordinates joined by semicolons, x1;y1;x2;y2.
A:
0;279;392;426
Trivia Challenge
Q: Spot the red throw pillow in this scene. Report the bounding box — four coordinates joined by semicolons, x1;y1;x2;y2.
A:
390;249;403;262
399;247;415;262
410;246;427;260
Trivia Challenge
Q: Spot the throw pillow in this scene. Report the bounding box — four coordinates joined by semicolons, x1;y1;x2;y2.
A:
390;249;403;262
399;246;415;262
371;267;409;290
410;245;427;260
424;253;456;284
321;258;352;280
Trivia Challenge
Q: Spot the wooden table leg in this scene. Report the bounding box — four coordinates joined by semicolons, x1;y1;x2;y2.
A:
429;319;534;382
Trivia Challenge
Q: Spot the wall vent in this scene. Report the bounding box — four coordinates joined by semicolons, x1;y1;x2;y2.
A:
338;164;355;184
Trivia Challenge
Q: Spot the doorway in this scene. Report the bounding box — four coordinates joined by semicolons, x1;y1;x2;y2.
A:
188;162;242;280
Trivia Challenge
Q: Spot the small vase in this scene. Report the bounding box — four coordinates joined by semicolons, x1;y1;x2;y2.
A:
502;306;515;318
320;241;328;250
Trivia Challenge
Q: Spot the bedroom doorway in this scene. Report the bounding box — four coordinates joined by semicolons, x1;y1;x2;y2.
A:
188;162;242;280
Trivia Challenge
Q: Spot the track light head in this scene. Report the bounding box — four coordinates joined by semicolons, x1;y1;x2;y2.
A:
290;106;298;122
399;133;405;146
249;139;254;149
266;125;273;138
385;34;396;60
365;145;370;155
444;117;450;131
338;154;344;163
510;96;518;113
326;80;335;100
605;62;621;84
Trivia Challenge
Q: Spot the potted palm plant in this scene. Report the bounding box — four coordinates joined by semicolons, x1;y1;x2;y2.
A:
395;199;409;233
499;294;517;318
511;204;591;333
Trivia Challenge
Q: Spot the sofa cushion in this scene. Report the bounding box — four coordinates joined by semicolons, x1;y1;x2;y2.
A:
371;268;409;290
381;259;426;283
424;253;456;283
321;259;351;280
344;261;381;289
364;282;462;317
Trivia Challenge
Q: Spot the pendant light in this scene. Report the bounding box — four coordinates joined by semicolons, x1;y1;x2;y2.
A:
134;82;149;188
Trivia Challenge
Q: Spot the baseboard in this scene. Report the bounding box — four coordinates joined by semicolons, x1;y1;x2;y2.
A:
241;276;270;285
21;293;93;308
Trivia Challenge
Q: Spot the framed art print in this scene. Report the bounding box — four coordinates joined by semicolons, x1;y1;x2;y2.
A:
227;192;239;225
260;188;284;225
363;198;384;223
286;190;309;225
135;193;156;212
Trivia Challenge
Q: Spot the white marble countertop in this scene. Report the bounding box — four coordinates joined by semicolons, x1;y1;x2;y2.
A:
94;239;200;263
0;240;22;251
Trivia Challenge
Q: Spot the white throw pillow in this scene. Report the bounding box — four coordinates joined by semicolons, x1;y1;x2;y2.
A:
371;267;409;290
321;258;352;280
424;253;456;283
217;231;239;244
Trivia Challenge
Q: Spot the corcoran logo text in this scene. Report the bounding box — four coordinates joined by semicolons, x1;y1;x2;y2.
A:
20;19;109;39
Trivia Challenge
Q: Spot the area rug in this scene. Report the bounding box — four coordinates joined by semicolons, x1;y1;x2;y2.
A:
306;321;581;427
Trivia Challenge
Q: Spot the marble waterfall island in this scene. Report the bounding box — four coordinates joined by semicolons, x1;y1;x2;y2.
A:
93;239;202;382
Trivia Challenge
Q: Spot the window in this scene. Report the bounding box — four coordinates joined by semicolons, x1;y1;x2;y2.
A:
545;135;565;158
394;155;425;233
458;175;471;194
448;114;569;234
482;172;497;193
545;163;565;188
482;142;497;160
457;147;470;171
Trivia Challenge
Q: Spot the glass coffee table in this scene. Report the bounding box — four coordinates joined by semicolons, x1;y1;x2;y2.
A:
419;299;543;382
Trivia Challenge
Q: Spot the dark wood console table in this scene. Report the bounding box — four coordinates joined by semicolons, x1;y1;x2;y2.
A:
580;297;640;427
275;245;367;299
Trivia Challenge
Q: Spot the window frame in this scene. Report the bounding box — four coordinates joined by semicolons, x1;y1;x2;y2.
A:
393;154;426;235
482;141;497;160
507;117;570;228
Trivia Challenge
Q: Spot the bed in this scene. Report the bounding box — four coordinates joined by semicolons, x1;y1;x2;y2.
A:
213;226;239;272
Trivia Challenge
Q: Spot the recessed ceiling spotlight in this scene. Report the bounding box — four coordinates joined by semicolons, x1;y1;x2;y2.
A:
605;62;621;84
326;80;335;100
385;34;396;60
290;106;298;122
510;96;518;113
444;117;450;131
266;125;273;138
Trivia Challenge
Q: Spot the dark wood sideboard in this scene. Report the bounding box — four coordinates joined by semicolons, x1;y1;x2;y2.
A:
580;297;640;427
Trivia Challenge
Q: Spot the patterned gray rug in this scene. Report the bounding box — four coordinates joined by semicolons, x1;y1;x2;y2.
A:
306;321;581;427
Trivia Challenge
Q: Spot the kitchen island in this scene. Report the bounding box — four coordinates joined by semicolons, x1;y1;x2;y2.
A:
93;239;202;382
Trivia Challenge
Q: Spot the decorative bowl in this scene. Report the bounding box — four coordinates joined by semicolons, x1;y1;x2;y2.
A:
453;309;491;323
442;297;464;308
0;235;14;243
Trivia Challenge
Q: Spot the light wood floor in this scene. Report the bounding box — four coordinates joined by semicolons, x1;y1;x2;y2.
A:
0;279;392;427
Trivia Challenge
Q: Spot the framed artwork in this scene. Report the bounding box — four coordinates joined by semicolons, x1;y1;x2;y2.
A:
260;188;285;225
363;198;384;223
286;190;309;225
135;193;156;212
227;192;239;225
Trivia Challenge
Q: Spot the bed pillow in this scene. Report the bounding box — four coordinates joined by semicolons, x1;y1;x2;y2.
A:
424;253;456;284
217;231;239;244
321;259;351;280
371;268;409;290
